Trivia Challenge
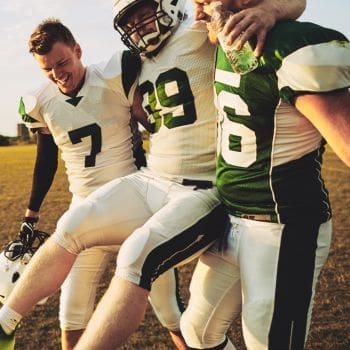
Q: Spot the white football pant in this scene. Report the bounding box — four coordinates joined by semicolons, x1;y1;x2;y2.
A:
181;216;332;349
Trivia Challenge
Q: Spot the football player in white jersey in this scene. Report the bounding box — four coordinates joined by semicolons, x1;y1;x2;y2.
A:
0;18;186;350
70;0;302;348
180;0;350;349
0;1;306;349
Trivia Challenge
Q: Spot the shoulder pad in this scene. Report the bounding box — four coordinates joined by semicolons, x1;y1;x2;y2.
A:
275;23;350;96
95;51;123;79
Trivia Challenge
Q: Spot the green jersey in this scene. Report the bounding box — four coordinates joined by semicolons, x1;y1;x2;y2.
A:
215;20;350;223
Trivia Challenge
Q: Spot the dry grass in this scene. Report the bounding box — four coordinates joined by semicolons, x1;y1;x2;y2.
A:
0;144;349;349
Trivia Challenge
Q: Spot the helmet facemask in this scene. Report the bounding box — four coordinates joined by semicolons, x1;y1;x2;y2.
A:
113;0;186;56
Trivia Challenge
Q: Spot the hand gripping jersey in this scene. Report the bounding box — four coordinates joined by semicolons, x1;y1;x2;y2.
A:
20;51;141;198
139;17;217;181
214;21;350;223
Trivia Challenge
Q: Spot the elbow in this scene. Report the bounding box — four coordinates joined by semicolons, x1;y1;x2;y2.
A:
291;0;307;20
335;147;350;168
341;155;350;168
299;0;307;13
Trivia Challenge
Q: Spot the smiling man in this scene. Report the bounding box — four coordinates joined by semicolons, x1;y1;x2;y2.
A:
0;18;185;350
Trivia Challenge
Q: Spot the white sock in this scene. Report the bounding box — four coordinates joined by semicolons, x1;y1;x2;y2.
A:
0;305;22;335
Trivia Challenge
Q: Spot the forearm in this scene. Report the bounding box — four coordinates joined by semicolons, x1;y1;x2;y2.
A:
267;0;306;21
24;208;40;218
27;132;58;212
132;86;153;132
295;89;350;168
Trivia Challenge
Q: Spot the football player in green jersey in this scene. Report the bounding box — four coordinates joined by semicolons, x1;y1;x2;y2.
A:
180;0;350;349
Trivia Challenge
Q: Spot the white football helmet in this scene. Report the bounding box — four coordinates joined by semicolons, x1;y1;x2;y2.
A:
0;223;49;305
113;0;187;55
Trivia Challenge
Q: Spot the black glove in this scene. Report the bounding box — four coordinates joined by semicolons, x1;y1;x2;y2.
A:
22;216;39;228
20;217;39;246
20;217;49;254
4;217;49;261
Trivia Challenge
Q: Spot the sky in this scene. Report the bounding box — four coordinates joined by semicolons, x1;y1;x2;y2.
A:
0;0;349;136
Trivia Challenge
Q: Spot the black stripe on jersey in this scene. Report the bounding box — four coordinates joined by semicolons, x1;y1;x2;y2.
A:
272;146;332;224
21;113;38;123
139;204;230;291
121;50;141;97
174;268;186;313
268;221;321;349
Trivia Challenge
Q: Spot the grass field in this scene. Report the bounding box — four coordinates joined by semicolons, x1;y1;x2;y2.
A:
0;144;349;349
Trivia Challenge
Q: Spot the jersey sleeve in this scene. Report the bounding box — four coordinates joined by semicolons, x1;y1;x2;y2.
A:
28;133;58;211
276;23;350;103
18;94;46;131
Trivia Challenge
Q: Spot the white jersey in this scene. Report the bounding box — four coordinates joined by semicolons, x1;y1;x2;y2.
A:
139;17;217;182
21;51;139;198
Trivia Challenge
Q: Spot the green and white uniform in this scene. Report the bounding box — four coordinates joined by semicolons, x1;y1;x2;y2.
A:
181;21;350;350
139;18;217;181
216;21;349;223
21;51;139;198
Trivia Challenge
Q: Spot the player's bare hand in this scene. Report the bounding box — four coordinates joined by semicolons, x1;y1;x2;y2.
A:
222;7;276;57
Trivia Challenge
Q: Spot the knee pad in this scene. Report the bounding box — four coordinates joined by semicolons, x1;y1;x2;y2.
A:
115;226;154;288
54;200;98;254
180;309;228;349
